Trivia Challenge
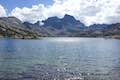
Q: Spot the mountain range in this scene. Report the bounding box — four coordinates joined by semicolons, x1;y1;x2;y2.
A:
0;14;120;39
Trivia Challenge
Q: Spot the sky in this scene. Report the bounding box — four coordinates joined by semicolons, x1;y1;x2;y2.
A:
0;0;53;13
0;0;120;26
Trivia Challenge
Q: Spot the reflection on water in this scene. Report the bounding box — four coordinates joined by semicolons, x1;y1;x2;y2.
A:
46;37;81;42
0;38;120;79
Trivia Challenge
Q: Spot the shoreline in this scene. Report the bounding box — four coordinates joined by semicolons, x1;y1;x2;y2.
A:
0;36;120;40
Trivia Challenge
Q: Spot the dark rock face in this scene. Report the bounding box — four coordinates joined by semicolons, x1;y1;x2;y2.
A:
61;14;80;25
42;16;63;29
42;14;85;29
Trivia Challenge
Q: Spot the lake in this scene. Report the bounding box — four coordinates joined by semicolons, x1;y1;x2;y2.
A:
0;38;120;80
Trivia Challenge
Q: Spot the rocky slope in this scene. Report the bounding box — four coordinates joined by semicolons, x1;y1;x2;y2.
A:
0;17;40;39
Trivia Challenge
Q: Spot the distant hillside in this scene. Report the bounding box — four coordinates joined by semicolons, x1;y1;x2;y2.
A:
0;14;120;39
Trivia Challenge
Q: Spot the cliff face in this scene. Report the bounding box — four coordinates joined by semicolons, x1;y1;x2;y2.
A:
0;17;40;39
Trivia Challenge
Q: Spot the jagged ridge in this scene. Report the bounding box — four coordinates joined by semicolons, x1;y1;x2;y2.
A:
0;14;120;38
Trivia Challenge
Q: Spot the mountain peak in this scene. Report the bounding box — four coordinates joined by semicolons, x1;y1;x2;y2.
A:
62;14;80;25
63;14;76;21
41;14;85;29
64;14;74;18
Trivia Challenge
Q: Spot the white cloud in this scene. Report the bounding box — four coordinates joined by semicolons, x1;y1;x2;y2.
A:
10;0;120;26
0;5;6;17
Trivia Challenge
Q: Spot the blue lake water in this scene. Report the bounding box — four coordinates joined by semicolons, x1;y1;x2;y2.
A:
0;38;120;79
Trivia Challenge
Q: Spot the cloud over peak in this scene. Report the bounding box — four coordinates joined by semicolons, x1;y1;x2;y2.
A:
9;0;120;26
